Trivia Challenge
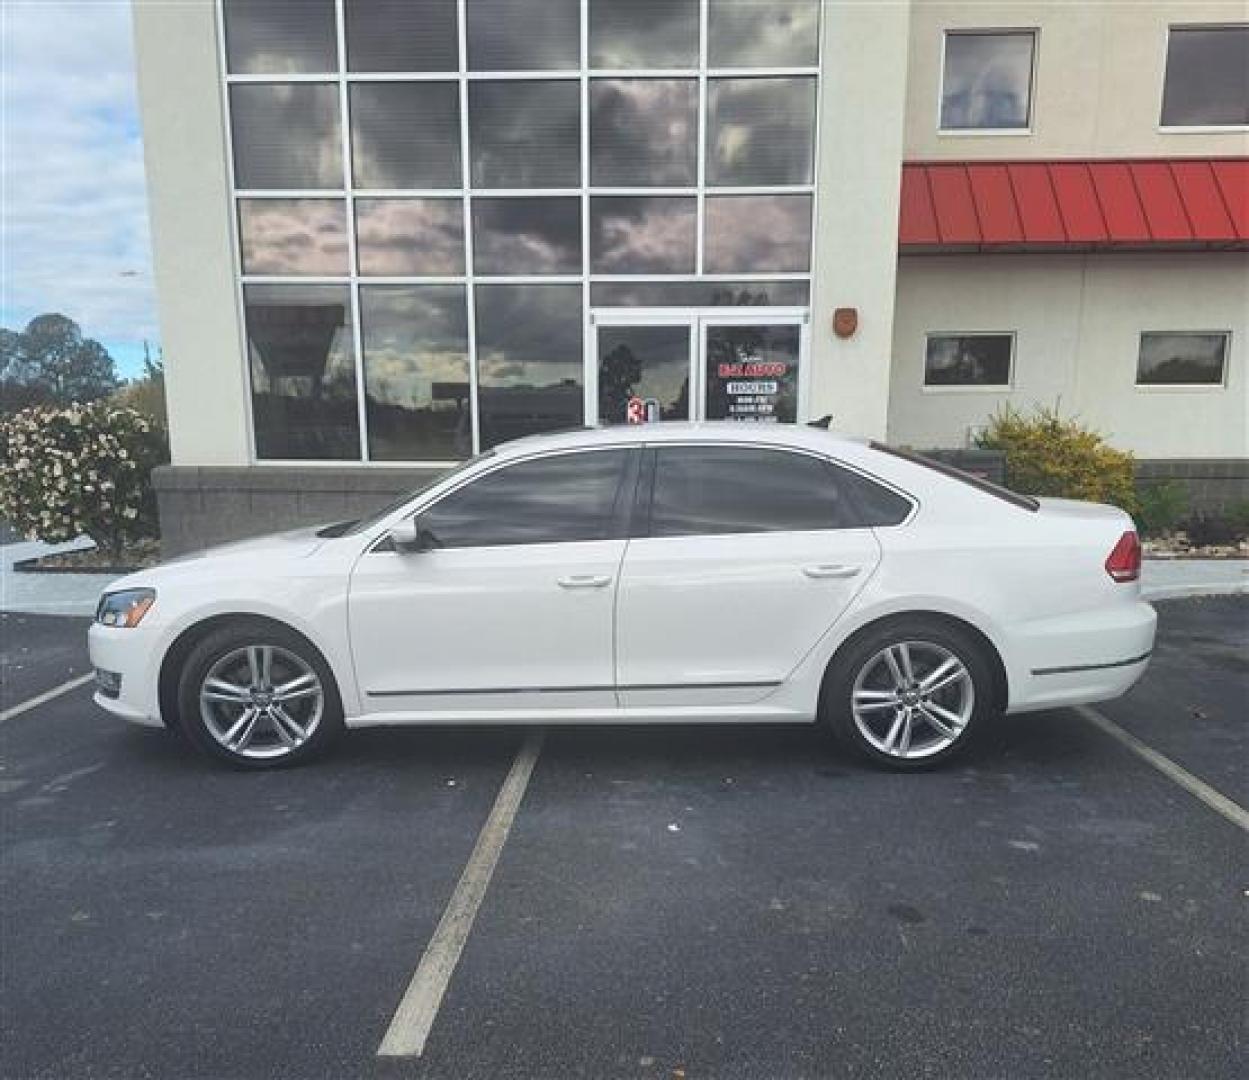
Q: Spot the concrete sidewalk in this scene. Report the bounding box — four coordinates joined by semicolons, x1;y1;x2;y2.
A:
0;534;1243;616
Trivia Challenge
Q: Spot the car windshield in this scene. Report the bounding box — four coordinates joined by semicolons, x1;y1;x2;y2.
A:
869;441;1039;511
317;452;496;538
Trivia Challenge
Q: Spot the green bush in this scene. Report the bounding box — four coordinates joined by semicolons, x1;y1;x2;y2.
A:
0;402;168;558
1224;499;1249;533
1135;481;1189;537
976;406;1138;513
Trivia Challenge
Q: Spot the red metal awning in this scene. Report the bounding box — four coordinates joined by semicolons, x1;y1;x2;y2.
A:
899;158;1249;252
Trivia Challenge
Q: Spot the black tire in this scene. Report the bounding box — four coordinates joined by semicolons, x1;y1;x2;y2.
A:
820;617;998;771
175;621;344;769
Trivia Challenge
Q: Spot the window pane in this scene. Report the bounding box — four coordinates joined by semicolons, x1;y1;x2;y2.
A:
475;284;584;447
591;280;810;306
1136;332;1229;386
346;0;458;72
940;32;1035;130
224;0;337;74
1161;27;1249;126
466;0;579;70
707;0;820;68
472;197;582;275
245;285;359;460
356;198;465;275
238;199;348;276
835;469;913;527
590;79;697;186
230;84;342;189
651;448;842;537
350;83;461;189
361;286;472;460
924;335;1013;387
704;195;811;273
469;81;580;188
420;451;628;548
589;0;699;69
590;197;695;274
704;324;800;422
598;325;691;425
707;78;815;186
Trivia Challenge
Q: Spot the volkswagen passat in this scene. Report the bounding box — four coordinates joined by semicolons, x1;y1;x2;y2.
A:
89;424;1155;771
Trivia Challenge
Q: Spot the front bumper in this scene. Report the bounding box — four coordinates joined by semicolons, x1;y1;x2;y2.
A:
87;621;164;728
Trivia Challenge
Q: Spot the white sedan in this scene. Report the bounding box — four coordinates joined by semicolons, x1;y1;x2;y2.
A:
89;424;1156;771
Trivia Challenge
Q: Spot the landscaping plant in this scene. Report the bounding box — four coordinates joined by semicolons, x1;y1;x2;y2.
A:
1134;480;1189;538
976;405;1138;514
0;401;168;560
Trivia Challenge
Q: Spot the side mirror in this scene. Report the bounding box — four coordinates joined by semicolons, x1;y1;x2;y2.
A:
387;517;436;553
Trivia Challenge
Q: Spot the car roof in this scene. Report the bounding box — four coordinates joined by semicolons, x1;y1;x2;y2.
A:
492;422;869;459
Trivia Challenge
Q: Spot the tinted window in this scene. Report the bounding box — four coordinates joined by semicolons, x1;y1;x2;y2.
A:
924;334;1013;387
589;0;699;69
466;0;580;70
420;451;630;548
1161;26;1249;127
224;0;337;74
238;198;348;275
472;197;582;275
1136;332;1229;386
346;0;459;72
703;195;812;273
230;84;342;189
350;82;461;189
707;0;820;68
706;77;816;186
469;81;581;188
870;442;1040;512
589;79;698;186
940;31;1035;130
649;447;876;537
835;468;913;527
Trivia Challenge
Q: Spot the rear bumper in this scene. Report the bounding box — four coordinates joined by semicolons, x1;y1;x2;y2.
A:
1007;600;1157;714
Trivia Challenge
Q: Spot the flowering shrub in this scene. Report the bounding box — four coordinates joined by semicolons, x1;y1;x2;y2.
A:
0;402;168;558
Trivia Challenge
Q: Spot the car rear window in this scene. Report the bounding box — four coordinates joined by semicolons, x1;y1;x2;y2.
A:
869;442;1040;512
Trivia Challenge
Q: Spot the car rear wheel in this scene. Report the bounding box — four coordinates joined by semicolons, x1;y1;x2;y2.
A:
176;623;344;769
822;619;995;770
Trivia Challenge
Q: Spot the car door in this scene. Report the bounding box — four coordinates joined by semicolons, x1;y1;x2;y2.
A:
348;448;638;714
614;444;888;707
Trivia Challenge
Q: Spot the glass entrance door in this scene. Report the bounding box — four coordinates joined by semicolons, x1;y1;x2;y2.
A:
591;313;806;426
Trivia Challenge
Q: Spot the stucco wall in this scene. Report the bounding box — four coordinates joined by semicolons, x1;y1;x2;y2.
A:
133;0;250;466
889;253;1249;459
905;1;1249;160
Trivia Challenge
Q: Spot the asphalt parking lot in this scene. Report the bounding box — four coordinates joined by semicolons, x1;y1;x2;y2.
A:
2;598;1245;1080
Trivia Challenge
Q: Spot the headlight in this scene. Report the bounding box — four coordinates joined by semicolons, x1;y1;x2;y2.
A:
96;588;156;628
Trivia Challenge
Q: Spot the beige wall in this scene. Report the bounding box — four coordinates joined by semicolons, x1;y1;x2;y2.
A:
905;1;1249;160
808;1;911;438
133;0;250;466
889;253;1249;459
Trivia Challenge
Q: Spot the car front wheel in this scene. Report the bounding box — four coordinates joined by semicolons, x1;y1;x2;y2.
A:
176;623;344;768
822;619;996;770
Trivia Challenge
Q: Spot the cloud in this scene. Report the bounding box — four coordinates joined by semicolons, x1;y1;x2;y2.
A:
1;0;157;377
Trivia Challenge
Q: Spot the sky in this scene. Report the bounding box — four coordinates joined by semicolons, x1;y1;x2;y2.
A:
1;0;157;379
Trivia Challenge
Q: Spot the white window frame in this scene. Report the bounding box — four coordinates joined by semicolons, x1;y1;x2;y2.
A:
921;331;1016;392
1157;23;1249;133
215;0;823;467
937;27;1038;137
1134;330;1231;390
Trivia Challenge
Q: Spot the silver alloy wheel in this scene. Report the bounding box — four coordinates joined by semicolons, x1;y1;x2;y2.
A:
850;640;975;760
198;644;324;760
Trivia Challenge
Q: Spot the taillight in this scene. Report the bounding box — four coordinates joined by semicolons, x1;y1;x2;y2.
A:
1105;530;1141;583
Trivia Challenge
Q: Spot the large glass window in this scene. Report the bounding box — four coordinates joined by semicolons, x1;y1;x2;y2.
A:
238;199;348;276
597;325;691;425
419;450;629;548
350;83;461;189
924;334;1014;388
244;285;359;460
940;31;1036;131
346;0;458;73
230;84;342;189
472;198;582;275
222;0;820;463
1136;332;1229;386
361;286;471;461
1161;26;1249;127
589;79;698;187
649;448;851;537
590;0;699;69
224;0;337;75
469;81;581;188
474;284;584;448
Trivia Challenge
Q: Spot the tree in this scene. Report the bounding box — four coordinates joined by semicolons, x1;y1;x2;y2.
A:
111;342;167;427
0;313;121;408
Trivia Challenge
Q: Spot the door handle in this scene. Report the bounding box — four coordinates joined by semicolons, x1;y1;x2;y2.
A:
803;564;860;580
557;574;613;589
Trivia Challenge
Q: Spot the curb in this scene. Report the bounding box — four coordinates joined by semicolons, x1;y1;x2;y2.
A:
1143;583;1249;602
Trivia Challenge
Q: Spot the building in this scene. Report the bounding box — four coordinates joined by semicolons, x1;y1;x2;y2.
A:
132;0;1249;553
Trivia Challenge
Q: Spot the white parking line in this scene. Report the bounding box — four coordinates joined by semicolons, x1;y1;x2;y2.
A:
0;673;94;724
378;728;545;1059
1076;705;1249;833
